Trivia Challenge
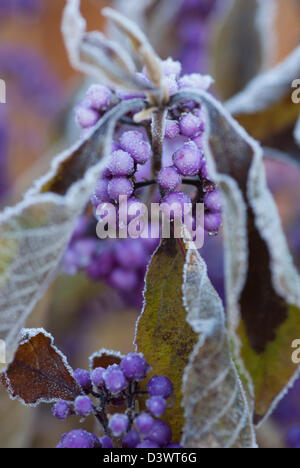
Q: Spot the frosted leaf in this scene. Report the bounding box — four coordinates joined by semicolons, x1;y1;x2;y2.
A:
89;349;124;372
0;99;145;371
182;233;256;448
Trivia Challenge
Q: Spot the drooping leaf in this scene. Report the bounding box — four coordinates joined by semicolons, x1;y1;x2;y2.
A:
1;329;81;406
89;349;124;372
0;98;145;371
212;0;275;100
135;233;256;447
171;89;300;424
182;237;256;448
226;46;300;156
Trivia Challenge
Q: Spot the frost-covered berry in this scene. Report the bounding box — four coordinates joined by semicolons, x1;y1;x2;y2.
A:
75;105;99;129
148;420;172;446
100;436;113;448
146;396;166;418
161;57;182;78
74;395;93;417
120;131;152;164
173;141;203;176
164;74;178;96
136;440;160;448
165;120;180;139
179;112;203;137
86;84;112;110
108;413;129;437
73;368;92;394
91;178;110;206
52;401;72;420
147;375;174;399
107;177;134;202
122;429;140;448
134;412;154;436
57;430;99;449
108;150;134;177
120;352;149;381
178;73;213;91
103;364;128;394
161;192;192;219
158;166;181;192
204;212;222;233
109;268;139;291
91;367;105;388
204;190;222;213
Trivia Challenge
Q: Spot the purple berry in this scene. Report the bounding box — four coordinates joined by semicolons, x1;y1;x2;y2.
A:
58;430;98;449
109;268;138;291
146;396;166;418
136;440;160;448
165;120;180;139
204;190;222;213
72;239;97;269
120;131;152;164
173;141;203;176
120;352;149;381
103;364;128;394
148;420;172;446
287;426;300;448
73;368;92;394
115;240;147;270
52;401;72;420
134;412;154;436
108;413;129;437
179;112;203;137
204;212;222;233
161;191;192;220
91;178;110;206
91;367;105;388
100;436;113;448
108;150;134;176
158;166;182;191
147;375;174;399
107;177;134;202
74;396;93;417
122;429;140;448
75;105;99;129
86;84;111;110
87;250;115;280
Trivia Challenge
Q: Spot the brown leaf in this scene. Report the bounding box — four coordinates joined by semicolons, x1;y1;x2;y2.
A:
89;349;124;371
1;329;81;405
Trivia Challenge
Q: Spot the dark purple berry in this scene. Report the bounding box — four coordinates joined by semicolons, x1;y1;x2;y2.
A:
134;412;154;436
52;401;72;420
148;420;172;446
147;375;174;399
73;368;92;394
120;352;149;381
122;429;140;448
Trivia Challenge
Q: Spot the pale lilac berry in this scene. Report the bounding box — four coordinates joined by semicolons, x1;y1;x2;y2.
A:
52;401;72;420
75;105;99;129
134;412;154;436
165;120;180;139
173;141;203;176
103;364;128;394
204;212;222;233
58;430;98;449
164;74;178;96
161;191;192;219
158;166;181;192
120;131;152;164
107;177;134;202
178;73;213;91
179;112;203;137
91;367;105;388
115;240;148;270
91;178;110;206
161;58;182;78
109;268;138;291
100;436;113;448
74;395;93;417
108;414;129;437
86;84;111;110
120;352;149;381
204;190;222;213
73;368;92;393
148;420;172;446
146;396;166;418
108;150;134;176
147;375;174;399
122;429;140;448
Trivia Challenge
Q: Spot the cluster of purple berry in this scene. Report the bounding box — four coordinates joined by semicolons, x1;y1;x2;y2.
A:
53;352;181;448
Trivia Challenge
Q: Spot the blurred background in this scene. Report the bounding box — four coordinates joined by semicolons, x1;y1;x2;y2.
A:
0;0;300;448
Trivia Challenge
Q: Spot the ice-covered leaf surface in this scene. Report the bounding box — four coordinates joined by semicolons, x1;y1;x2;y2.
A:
1;329;81;406
171;89;300;424
135;234;256;448
182;238;256;448
212;0;275;100
226;45;300;153
0;98;145;371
